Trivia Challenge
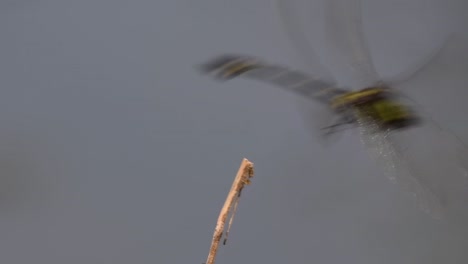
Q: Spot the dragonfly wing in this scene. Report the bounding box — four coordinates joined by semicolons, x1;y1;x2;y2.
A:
323;0;381;88
276;0;351;141
386;34;468;108
376;35;468;222
357;119;443;218
384;34;453;88
358;113;468;220
200;54;347;105
275;0;337;84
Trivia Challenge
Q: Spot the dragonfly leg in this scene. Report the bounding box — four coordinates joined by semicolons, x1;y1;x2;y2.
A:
321;114;356;136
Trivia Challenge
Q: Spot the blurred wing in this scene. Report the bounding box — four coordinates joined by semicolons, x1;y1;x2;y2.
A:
361;34;468;220
384;34;453;87
358;113;468;220
323;0;381;88
199;54;347;104
275;0;336;84
276;0;348;141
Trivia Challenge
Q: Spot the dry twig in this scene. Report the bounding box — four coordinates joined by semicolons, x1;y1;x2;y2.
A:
204;158;254;264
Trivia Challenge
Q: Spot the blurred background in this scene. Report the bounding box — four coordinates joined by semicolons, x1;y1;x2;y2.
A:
0;0;467;263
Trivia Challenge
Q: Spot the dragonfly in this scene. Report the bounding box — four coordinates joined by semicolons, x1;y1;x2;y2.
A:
198;0;468;220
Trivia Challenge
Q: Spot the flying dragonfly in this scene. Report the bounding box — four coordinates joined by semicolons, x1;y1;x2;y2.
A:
199;0;468;219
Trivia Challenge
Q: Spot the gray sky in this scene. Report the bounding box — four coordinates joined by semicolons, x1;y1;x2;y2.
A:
0;0;468;263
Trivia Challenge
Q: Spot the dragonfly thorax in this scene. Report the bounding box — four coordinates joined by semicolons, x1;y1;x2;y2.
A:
331;87;419;131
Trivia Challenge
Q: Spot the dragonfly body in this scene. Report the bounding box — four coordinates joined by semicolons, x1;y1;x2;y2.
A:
200;55;419;134
198;0;468;218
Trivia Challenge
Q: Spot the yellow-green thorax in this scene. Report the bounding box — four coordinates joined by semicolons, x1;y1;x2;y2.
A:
331;87;418;130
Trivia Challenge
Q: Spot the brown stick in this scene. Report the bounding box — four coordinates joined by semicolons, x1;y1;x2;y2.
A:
205;158;254;264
